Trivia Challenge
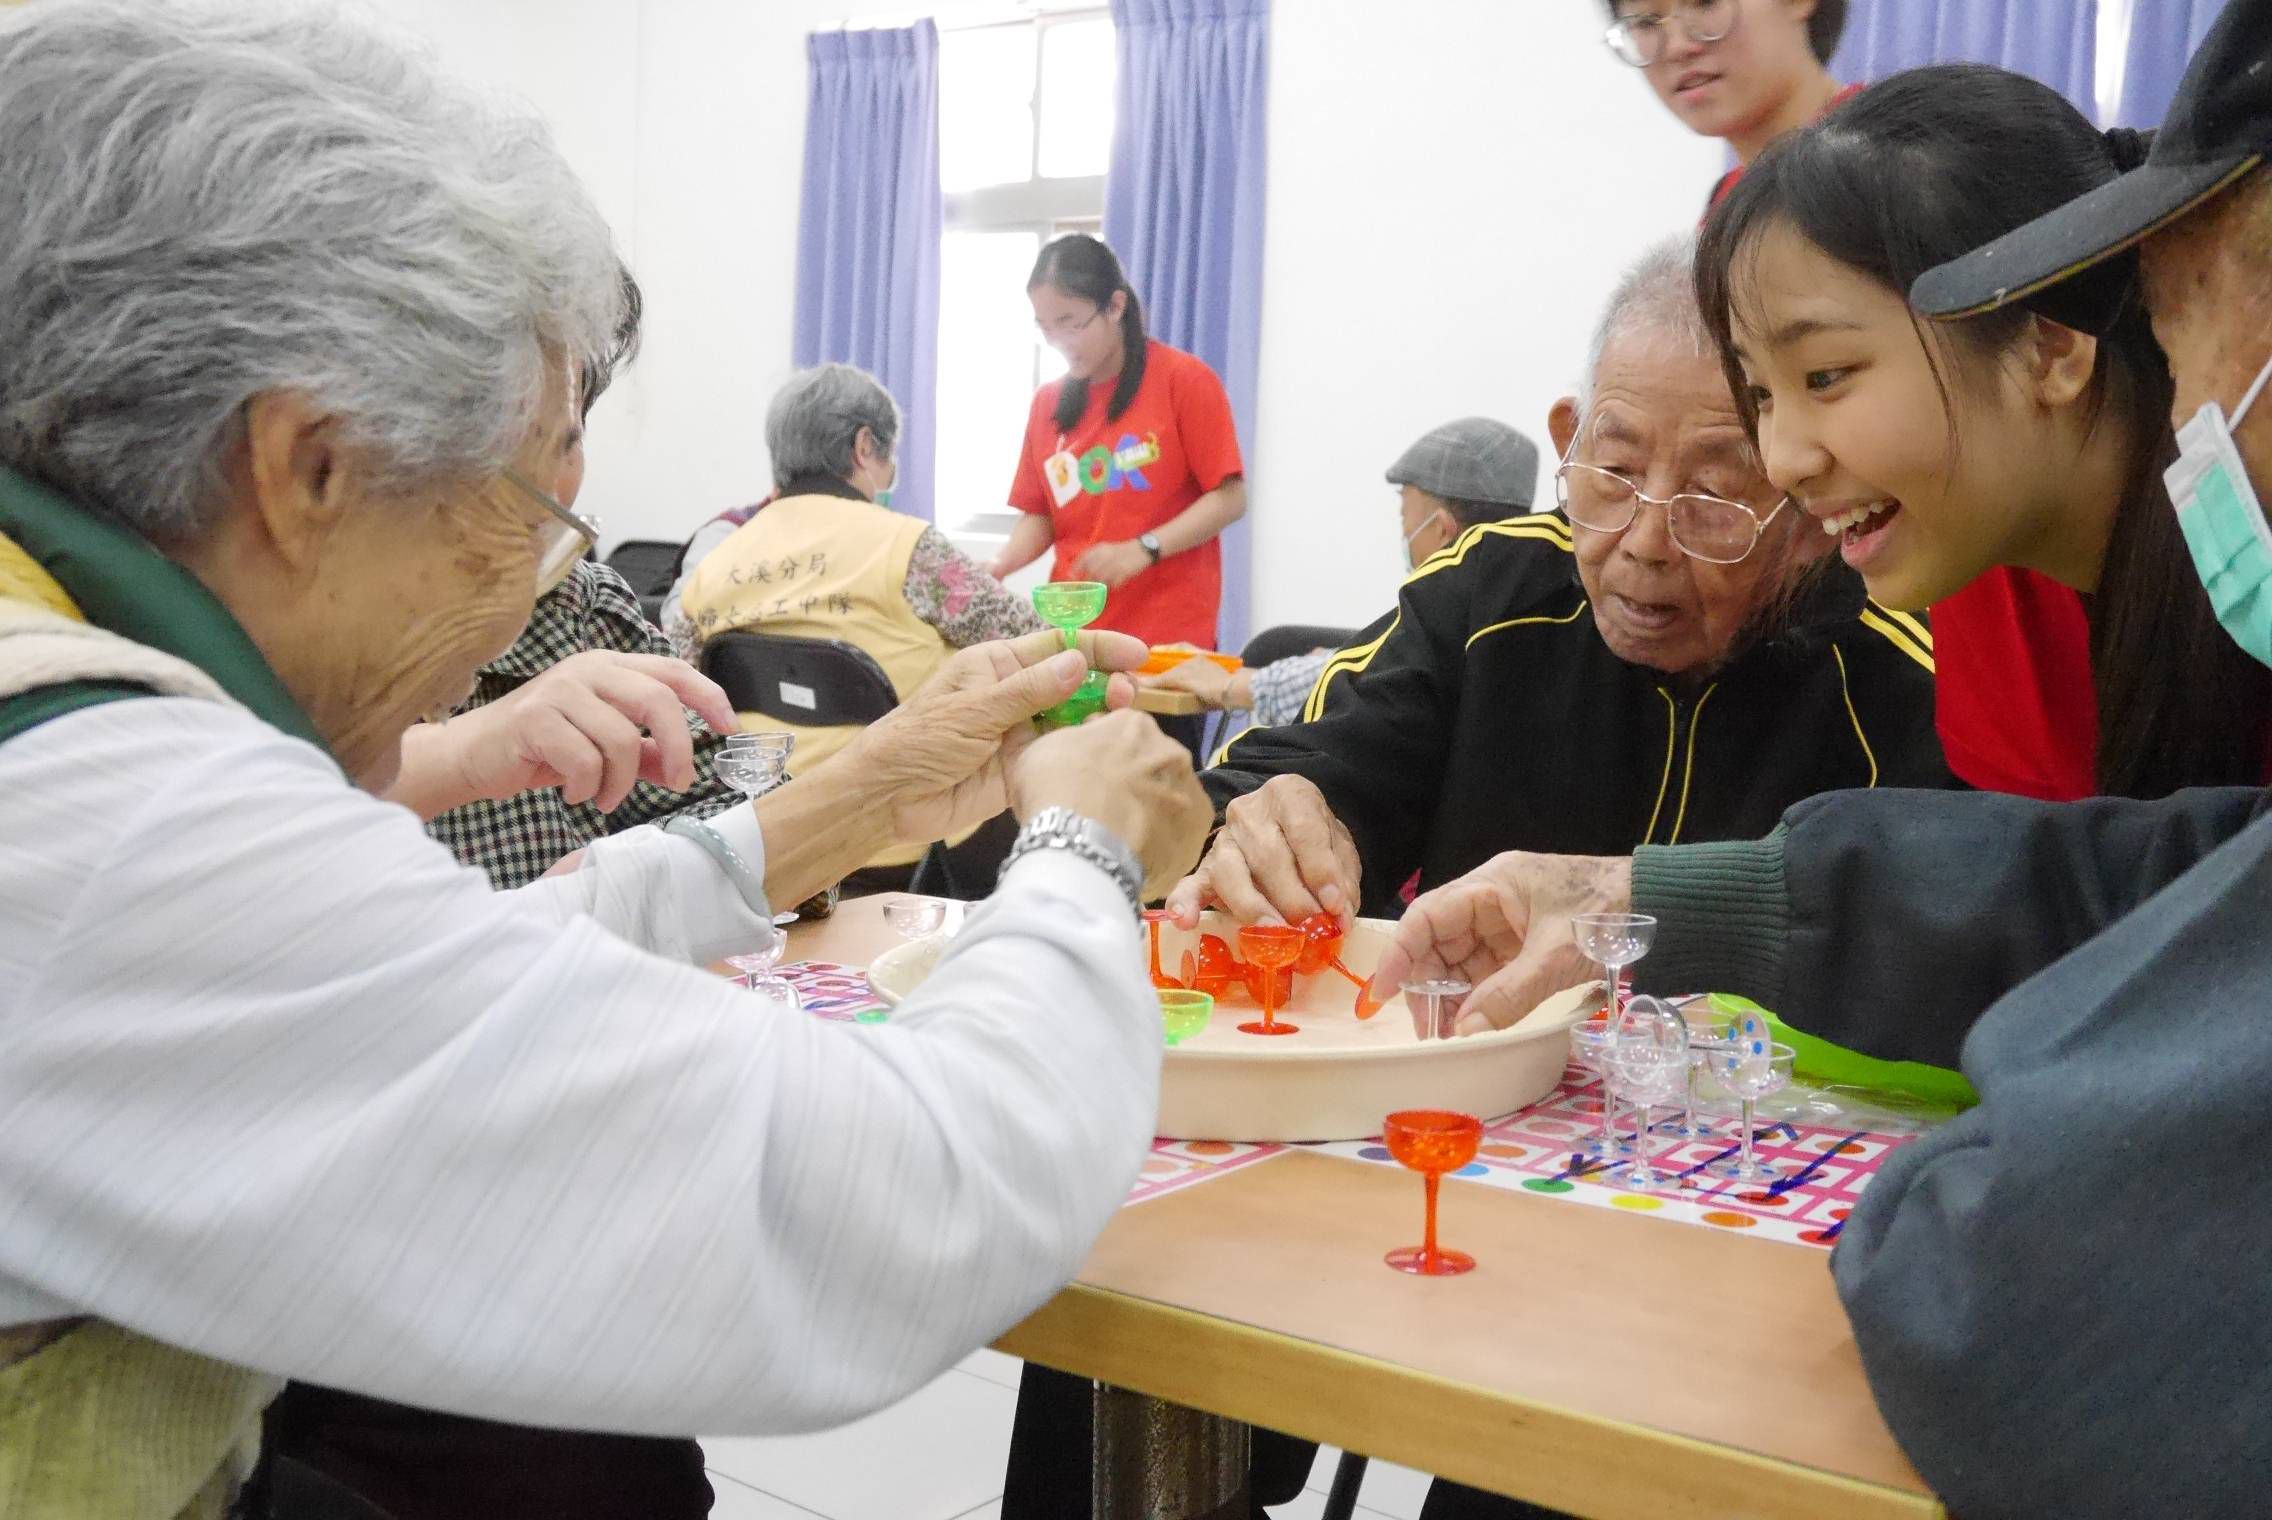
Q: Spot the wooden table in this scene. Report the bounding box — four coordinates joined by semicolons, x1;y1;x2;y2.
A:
788;900;1944;1520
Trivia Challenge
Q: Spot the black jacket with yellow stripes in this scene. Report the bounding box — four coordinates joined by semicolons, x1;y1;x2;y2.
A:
1204;514;1950;919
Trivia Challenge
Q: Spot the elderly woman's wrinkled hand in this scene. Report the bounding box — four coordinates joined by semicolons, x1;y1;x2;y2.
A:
420;651;736;814
1368;851;1635;1036
851;627;1148;843
1164;773;1361;929
1012;710;1212;900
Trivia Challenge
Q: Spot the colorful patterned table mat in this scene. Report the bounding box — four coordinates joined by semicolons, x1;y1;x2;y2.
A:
1310;1061;1920;1249
737;966;1916;1241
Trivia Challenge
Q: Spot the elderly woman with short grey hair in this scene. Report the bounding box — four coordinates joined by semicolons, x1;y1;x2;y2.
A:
670;363;1049;864
0;4;1210;1515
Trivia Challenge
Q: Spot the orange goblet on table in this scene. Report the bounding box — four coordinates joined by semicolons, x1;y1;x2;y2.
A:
1382;1109;1484;1276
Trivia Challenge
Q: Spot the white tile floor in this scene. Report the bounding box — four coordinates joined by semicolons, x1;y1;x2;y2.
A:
701;1351;1435;1520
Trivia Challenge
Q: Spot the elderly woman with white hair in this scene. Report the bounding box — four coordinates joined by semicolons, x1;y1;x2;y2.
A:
0;4;1211;1516
672;362;1050;886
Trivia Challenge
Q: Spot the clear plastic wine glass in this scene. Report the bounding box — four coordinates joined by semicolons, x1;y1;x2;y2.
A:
724;918;797;1010
714;730;794;800
1707;1038;1797;1184
1402;978;1471;1041
1602;994;1690;1192
1570;913;1657;1035
1567;1016;1630;1156
1663;1001;1737;1139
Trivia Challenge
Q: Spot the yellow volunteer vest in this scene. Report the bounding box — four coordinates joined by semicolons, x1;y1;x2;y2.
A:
680;493;956;866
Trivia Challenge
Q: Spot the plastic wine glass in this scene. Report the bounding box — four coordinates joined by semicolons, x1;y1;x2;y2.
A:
1664;1002;1737;1139
1602;994;1691;1192
1567;1016;1630;1156
1235;923;1304;1036
724;918;798;1010
1158;988;1213;1047
1294;912;1389;1018
1180;933;1237;997
1030;582;1111;727
1570;913;1657;1034
1707;1037;1797;1183
883;896;947;943
1402;978;1471;1042
714;730;794;799
1141;908;1184;990
1382;1109;1484;1276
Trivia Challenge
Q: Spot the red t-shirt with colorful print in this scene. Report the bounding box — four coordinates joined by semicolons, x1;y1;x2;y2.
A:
1008;340;1243;649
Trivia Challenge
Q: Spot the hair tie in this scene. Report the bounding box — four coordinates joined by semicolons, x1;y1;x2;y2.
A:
2103;126;2153;173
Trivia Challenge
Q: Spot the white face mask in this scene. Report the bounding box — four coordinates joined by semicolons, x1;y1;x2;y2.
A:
2164;346;2272;669
1402;512;1445;573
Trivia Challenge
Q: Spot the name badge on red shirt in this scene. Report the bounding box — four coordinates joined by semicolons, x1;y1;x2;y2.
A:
1044;446;1082;508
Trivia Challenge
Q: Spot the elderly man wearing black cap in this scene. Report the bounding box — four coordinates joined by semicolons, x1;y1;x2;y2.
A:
1387;9;2272;1518
1143;416;1540;728
1164;236;1946;929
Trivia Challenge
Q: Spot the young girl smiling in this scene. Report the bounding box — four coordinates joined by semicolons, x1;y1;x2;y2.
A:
1696;63;2272;798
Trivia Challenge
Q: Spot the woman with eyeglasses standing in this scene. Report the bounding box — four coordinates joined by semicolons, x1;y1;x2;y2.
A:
995;234;1247;749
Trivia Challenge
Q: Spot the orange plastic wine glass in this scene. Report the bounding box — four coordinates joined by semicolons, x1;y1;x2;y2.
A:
1140;909;1184;990
1236;922;1304;1036
1293;911;1388;1018
1180;933;1238;997
1383;1109;1483;1276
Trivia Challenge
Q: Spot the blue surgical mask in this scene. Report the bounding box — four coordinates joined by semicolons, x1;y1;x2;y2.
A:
2165;346;2272;669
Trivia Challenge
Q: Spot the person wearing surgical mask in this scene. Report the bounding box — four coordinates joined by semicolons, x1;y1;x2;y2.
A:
1381;9;2272;1518
1141;416;1540;730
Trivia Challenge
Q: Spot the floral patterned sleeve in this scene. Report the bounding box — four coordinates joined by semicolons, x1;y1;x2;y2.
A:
904;526;1047;647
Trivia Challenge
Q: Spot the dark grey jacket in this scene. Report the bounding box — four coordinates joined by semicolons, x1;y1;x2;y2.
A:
1633;787;2272;1518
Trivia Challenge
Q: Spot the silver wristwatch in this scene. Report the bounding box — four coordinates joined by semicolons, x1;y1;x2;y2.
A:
999;806;1144;915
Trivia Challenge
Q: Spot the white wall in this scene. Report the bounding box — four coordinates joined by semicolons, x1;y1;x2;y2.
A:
372;0;1721;628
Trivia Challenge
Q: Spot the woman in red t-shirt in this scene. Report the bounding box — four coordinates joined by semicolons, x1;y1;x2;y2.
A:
1696;66;2272;801
993;234;1246;653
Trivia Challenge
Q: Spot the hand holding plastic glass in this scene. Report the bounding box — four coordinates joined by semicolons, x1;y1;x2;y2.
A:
1294;911;1389;1018
1708;1039;1797;1184
1234;923;1303;1036
1557;463;1789;565
1383;1110;1484;1276
1030;582;1111;728
1603;995;1691;1192
714;731;794;800
1403;978;1470;1042
1157;988;1213;1047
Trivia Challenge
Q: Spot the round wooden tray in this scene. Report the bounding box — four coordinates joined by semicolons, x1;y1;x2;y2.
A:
868;913;1594;1143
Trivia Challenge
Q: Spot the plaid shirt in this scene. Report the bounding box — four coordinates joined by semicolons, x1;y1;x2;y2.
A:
427;559;742;890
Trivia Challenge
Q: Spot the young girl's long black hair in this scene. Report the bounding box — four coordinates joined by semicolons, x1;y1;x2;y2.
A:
1029;233;1149;434
1695;63;2272;799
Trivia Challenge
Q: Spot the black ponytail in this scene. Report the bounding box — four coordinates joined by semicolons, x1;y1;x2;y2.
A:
1696;64;2272;798
1028;233;1150;433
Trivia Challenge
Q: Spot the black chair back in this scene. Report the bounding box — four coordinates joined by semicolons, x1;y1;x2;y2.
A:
604;538;685;624
698;632;899;727
1240;624;1359;670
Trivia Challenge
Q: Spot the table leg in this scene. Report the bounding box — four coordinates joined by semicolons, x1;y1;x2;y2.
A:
1091;1380;1250;1519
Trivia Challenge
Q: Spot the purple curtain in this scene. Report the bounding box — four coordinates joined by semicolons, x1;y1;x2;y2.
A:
794;23;942;522
2115;0;2228;126
1104;0;1269;654
1830;0;2099;119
